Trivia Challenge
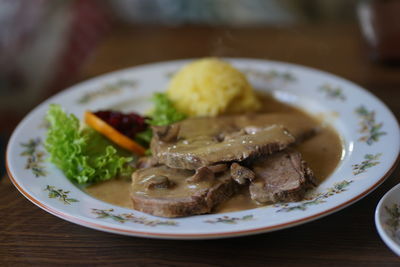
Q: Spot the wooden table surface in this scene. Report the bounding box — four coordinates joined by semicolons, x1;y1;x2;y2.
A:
2;23;400;266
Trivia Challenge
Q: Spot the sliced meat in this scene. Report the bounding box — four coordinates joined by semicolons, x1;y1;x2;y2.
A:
186;163;229;184
186;167;215;184
230;163;255;185
151;113;317;170
131;165;238;217
249;149;316;203
152;124;180;142
233;113;318;143
169;113;317;143
144;175;174;190
208;163;228;173
152;124;295;170
136;156;158;169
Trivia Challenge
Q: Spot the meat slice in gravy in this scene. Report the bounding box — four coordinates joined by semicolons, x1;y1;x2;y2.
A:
136;156;158;169
163;113;317;143
152;124;295;170
152;124;180;142
230;163;255;185
151;113;317;170
131;165;238;217
249;149;316;203
131;112;321;217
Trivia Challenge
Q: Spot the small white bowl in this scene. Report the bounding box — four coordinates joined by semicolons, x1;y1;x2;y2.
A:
375;183;400;256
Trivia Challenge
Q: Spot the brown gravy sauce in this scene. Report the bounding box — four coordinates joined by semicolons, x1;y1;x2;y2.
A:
86;94;343;213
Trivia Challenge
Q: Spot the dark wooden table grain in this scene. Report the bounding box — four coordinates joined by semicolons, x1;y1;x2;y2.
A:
2;23;400;266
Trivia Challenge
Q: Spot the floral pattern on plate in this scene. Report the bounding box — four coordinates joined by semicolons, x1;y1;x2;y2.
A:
204;215;254;224
45;185;79;205
77;79;137;104
318;83;346;101
20;138;47;177
352;153;382;175
384;204;400;240
275;180;353;212
355;105;387;145
91;208;178;227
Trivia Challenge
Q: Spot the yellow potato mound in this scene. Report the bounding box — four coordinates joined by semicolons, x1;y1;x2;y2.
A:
167;58;260;117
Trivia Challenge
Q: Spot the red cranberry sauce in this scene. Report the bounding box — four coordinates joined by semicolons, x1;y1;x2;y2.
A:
94;110;148;139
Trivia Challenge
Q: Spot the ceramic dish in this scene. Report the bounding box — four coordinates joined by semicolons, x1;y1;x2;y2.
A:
375;183;400;256
6;58;400;239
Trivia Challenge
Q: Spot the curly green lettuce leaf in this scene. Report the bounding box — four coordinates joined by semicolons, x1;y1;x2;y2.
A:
135;128;153;146
148;92;186;126
45;104;133;184
135;93;187;150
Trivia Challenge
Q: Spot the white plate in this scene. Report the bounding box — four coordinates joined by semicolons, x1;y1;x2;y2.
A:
375;183;400;256
6;58;400;239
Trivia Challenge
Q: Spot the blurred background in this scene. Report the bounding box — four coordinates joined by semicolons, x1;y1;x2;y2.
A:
1;0;400;176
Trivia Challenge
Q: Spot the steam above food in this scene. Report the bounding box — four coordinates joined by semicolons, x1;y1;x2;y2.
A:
167;58;260;116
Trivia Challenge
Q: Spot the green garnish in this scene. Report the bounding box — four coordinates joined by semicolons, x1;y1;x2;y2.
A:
45;104;133;184
148;93;186;126
134;128;153;146
135;93;187;148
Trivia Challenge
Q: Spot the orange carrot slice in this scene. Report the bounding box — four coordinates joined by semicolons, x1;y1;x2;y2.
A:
84;111;146;156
